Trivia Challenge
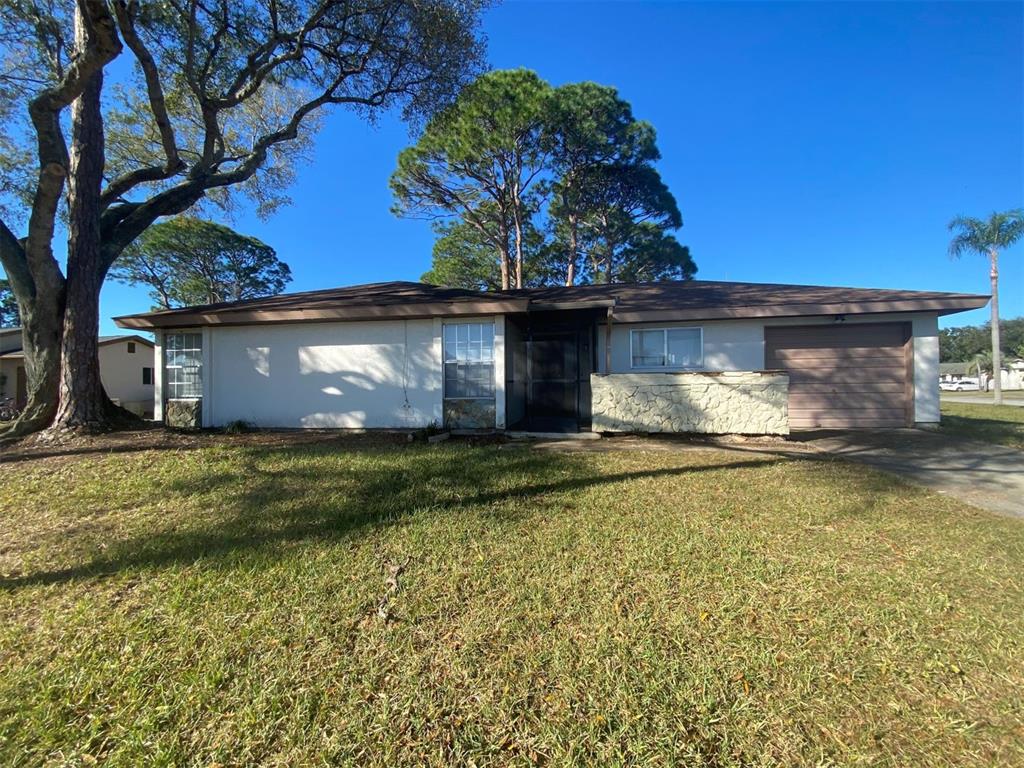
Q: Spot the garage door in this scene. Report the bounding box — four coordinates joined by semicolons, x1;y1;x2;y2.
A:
765;323;911;429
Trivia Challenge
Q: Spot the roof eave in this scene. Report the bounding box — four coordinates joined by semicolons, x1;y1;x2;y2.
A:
114;299;532;330
610;296;990;323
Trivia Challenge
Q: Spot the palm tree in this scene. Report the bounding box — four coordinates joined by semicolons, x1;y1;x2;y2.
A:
948;209;1024;405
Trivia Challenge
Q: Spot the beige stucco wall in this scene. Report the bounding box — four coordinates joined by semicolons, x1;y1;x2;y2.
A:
591;371;789;435
100;340;155;415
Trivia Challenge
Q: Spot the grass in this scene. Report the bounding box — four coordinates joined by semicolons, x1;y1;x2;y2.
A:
940;390;1024;401
940;401;1024;450
1;434;1023;766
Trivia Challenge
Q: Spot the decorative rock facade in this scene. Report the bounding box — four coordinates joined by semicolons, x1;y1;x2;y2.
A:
165;398;203;430
444;398;496;430
591;372;789;435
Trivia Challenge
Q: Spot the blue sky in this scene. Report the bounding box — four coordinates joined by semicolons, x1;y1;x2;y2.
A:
97;0;1023;335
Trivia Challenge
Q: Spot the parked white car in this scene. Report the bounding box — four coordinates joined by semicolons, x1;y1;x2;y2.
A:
940;378;981;392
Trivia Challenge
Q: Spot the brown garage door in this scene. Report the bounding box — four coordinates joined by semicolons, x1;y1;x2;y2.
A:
765;323;911;429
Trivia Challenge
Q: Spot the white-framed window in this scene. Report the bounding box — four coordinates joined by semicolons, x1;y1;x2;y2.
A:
443;322;495;399
165;332;203;398
630;327;703;369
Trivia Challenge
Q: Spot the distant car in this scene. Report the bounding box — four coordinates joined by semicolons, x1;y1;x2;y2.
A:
940;378;980;392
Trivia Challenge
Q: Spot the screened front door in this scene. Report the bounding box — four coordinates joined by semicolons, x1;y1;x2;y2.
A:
527;331;580;431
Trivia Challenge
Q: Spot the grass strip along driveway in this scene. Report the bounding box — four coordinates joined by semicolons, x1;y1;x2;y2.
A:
2;434;1023;766
940;400;1024;450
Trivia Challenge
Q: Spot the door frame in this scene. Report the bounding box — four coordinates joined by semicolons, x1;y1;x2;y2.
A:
525;327;582;431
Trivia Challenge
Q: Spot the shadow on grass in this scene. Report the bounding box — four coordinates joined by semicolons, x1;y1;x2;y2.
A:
939;415;1024;451
1;441;789;591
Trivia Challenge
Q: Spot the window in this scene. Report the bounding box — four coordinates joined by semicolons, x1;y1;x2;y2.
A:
443;322;494;398
165;332;202;398
630;327;702;369
142;367;153;385
127;342;136;353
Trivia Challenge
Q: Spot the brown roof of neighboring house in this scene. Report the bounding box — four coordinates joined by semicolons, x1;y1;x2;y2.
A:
113;280;989;330
0;333;153;358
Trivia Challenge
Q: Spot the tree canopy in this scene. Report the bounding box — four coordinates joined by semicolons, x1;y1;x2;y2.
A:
0;0;487;434
940;318;1024;363
393;69;695;290
948;210;1024;259
392;69;552;290
111;217;291;309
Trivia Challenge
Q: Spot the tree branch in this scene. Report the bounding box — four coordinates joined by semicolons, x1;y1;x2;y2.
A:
24;0;119;293
101;1;184;206
0;218;34;300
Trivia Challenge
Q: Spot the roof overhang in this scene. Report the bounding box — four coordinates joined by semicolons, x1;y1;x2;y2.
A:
115;299;532;330
113;288;989;330
609;296;990;323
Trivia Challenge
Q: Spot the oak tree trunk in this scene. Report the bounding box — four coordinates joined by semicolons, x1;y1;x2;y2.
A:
49;48;112;432
2;299;63;437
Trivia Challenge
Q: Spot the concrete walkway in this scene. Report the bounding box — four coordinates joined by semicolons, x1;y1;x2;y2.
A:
793;429;1024;519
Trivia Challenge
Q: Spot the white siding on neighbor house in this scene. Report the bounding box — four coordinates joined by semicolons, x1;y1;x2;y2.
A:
598;312;941;424
203;319;444;429
0;328;22;354
100;340;154;409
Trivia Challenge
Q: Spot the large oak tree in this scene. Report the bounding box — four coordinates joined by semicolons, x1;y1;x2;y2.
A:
0;0;487;437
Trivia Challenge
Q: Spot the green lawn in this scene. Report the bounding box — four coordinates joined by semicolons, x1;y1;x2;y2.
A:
2;434;1023;766
940;400;1024;449
940;390;1024;401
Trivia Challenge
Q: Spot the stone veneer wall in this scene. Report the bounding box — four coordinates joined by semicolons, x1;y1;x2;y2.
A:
591;372;789;435
444;398;496;430
165;398;202;429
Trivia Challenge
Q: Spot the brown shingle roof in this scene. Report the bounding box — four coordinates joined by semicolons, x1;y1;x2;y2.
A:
113;279;989;329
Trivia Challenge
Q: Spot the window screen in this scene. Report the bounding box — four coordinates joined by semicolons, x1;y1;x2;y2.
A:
443;323;495;398
165;333;202;398
631;328;702;369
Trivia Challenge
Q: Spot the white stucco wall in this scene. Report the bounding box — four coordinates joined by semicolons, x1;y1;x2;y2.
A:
598;312;942;424
910;314;940;423
201;319;441;428
100;340;155;411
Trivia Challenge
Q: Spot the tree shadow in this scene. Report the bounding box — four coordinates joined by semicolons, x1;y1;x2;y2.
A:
1;441;788;591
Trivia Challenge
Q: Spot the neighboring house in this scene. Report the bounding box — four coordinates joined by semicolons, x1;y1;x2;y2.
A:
0;329;156;417
940;359;1024;391
114;280;988;434
939;361;976;382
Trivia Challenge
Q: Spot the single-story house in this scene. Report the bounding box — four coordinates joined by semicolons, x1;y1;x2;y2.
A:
939;361;976;380
113;280;988;434
0;328;156;417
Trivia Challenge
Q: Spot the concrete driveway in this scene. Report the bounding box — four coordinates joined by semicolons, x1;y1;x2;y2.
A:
794;429;1024;518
